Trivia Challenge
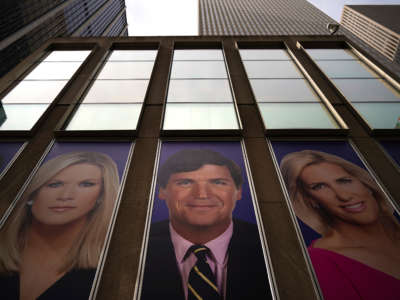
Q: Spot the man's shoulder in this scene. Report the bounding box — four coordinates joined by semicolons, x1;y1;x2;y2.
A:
232;218;259;236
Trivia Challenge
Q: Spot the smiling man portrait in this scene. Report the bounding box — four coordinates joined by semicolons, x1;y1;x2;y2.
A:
141;147;272;300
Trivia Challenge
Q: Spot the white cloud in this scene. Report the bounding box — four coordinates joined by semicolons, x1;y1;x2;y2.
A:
126;0;198;36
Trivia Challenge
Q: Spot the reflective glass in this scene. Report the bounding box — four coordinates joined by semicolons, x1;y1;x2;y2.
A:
259;103;338;129
170;61;227;79
352;103;400;129
243;61;302;78
239;49;290;60
82;80;149;103
1;81;68;103
163;103;239;129
173;50;224;61
43;50;91;62
96;62;155;79
0;104;48;130
24;62;83;80
306;49;356;60
107;50;158;61
250;79;318;102
167;79;232;102
316;60;378;78
333;79;400;102
66;104;142;130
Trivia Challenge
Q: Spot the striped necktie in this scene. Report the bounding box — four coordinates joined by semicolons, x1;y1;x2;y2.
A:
186;245;220;300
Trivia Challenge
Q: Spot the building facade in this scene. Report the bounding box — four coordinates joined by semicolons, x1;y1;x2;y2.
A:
0;35;399;300
0;0;128;77
341;5;400;64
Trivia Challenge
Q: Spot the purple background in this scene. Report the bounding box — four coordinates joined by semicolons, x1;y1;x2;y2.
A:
271;141;368;246
150;141;257;224
0;142;24;175
45;142;132;179
380;141;400;168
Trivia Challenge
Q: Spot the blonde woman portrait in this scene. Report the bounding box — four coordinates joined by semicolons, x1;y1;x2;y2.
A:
280;150;400;300
0;151;119;300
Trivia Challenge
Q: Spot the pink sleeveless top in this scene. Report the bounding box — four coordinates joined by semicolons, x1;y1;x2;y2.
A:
308;244;400;300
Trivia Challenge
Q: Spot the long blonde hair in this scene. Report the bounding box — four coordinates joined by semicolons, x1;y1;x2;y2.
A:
280;150;398;236
0;152;119;274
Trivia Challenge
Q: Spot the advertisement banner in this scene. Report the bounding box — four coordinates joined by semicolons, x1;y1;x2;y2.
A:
0;141;131;300
380;141;400;168
271;141;400;300
0;142;24;177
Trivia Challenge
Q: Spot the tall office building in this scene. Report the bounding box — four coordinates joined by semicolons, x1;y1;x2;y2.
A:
341;5;400;64
199;0;400;76
0;0;128;76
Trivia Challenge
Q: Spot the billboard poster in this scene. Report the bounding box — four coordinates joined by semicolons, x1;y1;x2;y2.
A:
140;141;273;300
271;141;400;300
380;141;400;168
0;141;131;300
0;142;24;177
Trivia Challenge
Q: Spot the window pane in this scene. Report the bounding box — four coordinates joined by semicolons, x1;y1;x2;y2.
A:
163;103;239;129
240;49;290;60
1;80;68;103
66;104;142;130
24;62;84;80
250;79;318;102
306;49;356;60
173;50;224;60
259;103;338;129
316;60;378;78
333;79;400;102
243;61;302;78
96;62;155;79
167;79;232;102
170;61;227;79
107;50;158;61
82;80;149;103
0;104;48;130
352;103;400;129
43;50;91;62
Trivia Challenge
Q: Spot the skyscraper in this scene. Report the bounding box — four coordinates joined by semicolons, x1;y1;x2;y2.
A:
341;5;400;64
0;0;128;77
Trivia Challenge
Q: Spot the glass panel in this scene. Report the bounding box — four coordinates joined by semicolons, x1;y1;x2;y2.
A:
66;103;142;130
43;50;91;62
167;79;232;102
96;62;155;79
243;61;302;78
250;79;318;102
107;50;158;61
24;62;84;80
0;104;48;130
306;49;356;60
173;49;224;60
333;79;400;102
82;80;149;103
170;61;227;79
316;60;378;78
0;142;24;175
240;49;290;60
259;103;338;129
1;81;68;103
352;103;400;129
163;103;239;129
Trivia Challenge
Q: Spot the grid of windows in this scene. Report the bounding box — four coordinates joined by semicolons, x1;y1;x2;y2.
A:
240;48;339;129
163;49;240;130
0;50;90;131
65;50;157;131
307;49;400;129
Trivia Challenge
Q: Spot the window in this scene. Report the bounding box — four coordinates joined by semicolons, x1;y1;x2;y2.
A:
306;48;400;129
240;48;339;129
66;50;157;131
163;49;240;130
0;50;90;130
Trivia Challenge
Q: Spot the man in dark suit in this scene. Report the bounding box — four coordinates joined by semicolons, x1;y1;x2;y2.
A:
140;149;272;300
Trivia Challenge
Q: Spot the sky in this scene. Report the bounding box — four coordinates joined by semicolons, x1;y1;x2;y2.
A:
125;0;400;36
